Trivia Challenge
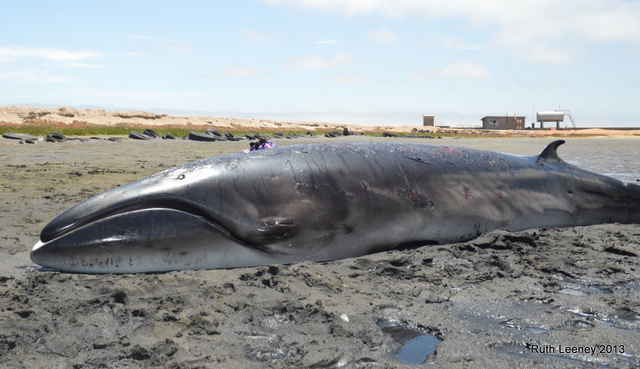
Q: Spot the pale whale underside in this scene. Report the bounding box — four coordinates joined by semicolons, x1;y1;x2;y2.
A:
31;140;640;273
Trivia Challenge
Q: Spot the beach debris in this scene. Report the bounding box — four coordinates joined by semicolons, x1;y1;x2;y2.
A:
45;133;67;143
2;133;39;141
129;131;154;140
143;129;160;138
242;138;277;152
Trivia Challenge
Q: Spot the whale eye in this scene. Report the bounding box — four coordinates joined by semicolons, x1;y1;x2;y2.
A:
255;216;298;241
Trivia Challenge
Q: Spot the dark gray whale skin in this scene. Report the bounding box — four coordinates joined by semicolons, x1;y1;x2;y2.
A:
31;140;640;273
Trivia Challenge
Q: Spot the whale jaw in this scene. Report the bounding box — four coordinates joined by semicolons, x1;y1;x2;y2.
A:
31;208;270;274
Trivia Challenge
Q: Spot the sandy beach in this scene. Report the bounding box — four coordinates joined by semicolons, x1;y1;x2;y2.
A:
0;134;639;368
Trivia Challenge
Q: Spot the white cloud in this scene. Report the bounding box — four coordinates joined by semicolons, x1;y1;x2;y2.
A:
568;5;640;43
59;62;107;68
0;70;77;82
0;47;104;62
328;74;365;84
439;62;492;79
126;52;151;58
443;37;482;50
218;66;269;77
164;40;196;53
125;36;196;53
243;29;279;44
263;0;411;16
67;89;206;100
515;45;583;66
263;0;640;64
369;26;399;46
293;52;355;69
410;71;429;82
540;76;567;88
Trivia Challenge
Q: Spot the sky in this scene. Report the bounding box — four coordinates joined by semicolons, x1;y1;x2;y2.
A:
1;0;640;127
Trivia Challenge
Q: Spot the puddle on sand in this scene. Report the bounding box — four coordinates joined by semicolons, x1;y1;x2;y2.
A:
625;284;640;291
557;288;588;296
378;321;441;364
556;281;604;296
555;278;605;297
501;320;552;334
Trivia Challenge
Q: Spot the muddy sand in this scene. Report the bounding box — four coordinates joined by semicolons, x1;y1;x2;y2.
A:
0;135;639;368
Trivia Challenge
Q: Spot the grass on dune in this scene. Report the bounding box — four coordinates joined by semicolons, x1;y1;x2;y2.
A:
1;125;610;139
0;124;451;138
0;125;310;137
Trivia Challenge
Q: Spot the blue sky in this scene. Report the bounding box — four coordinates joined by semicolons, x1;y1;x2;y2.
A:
1;0;639;127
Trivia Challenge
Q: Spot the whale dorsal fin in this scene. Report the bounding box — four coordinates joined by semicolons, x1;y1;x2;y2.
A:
537;140;565;162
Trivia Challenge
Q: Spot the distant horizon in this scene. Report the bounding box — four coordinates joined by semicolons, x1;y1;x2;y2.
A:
4;103;637;129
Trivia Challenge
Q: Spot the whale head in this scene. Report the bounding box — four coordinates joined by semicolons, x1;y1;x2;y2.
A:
31;146;388;273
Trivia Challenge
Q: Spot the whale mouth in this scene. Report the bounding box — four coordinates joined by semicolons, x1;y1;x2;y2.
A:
31;205;252;273
40;199;228;243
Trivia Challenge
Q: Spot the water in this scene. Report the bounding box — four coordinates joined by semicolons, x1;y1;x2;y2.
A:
379;322;441;364
395;334;442;364
460;137;640;184
559;141;640;184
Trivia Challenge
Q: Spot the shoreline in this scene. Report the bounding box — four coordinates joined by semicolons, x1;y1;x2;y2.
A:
2;105;640;137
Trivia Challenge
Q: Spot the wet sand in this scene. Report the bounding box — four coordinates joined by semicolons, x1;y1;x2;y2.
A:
0;135;639;368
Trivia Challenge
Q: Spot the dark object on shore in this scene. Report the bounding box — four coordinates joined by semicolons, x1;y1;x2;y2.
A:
188;132;218;141
325;131;342;138
382;132;401;137
45;133;67;143
3;133;39;141
242;138;277;153
271;132;298;140
245;133;272;140
206;129;223;137
143;129;160;138
162;133;176;140
224;132;242;141
129;131;153;140
343;127;350;136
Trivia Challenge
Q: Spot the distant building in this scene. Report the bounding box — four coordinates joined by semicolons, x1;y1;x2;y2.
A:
480;116;526;130
536;111;564;129
423;115;434;126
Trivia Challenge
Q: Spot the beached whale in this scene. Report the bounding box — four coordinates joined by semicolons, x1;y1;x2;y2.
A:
31;140;640;273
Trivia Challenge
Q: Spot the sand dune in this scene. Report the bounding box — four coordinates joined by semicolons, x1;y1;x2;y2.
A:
3;105;639;136
0;105;419;133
